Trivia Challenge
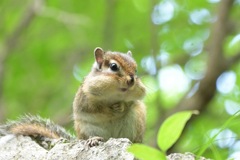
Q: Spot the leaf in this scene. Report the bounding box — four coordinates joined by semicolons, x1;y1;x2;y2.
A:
158;110;198;152
128;144;166;160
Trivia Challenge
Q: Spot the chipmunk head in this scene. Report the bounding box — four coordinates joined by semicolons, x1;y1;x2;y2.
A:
90;47;146;101
94;47;138;88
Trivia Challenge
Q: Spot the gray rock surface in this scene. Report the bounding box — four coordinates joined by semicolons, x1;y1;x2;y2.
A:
0;135;134;160
0;134;210;160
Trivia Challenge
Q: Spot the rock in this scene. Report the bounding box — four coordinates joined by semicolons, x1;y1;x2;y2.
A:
0;135;134;160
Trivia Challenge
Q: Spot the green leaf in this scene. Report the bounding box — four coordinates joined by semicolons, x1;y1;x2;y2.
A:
128;144;166;160
158;110;198;152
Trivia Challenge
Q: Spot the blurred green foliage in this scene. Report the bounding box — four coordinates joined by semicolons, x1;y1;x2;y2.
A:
1;0;240;159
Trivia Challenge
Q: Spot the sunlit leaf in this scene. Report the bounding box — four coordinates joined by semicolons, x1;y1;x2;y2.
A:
227;34;240;55
158;110;198;152
128;144;166;160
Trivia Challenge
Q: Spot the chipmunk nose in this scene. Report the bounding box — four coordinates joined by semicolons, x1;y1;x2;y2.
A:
127;75;135;86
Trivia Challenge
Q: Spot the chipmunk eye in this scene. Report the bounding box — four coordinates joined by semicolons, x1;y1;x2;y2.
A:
109;63;119;71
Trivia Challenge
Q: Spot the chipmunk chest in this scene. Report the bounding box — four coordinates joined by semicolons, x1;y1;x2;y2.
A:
83;108;137;140
110;119;135;136
104;110;137;140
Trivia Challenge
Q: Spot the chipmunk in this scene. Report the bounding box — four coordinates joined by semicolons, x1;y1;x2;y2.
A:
73;47;146;146
0;47;146;147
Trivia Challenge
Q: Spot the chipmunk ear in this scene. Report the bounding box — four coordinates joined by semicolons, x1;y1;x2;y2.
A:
94;47;105;69
127;51;132;57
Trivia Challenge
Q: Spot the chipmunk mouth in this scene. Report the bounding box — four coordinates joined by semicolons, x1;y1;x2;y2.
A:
120;88;128;92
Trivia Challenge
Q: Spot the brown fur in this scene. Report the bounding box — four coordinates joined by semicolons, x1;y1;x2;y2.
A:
73;47;146;143
10;124;60;139
0;115;73;140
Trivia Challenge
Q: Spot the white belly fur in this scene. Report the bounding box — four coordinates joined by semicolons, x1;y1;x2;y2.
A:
78;106;137;141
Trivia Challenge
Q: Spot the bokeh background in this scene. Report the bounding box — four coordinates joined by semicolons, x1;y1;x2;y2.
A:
1;0;240;159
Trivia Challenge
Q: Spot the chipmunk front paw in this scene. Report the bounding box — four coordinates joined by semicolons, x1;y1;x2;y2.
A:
110;103;125;112
86;136;104;147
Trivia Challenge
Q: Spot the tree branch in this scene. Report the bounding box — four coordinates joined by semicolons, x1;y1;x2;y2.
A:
163;0;235;153
150;0;235;149
173;0;234;113
0;0;42;120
